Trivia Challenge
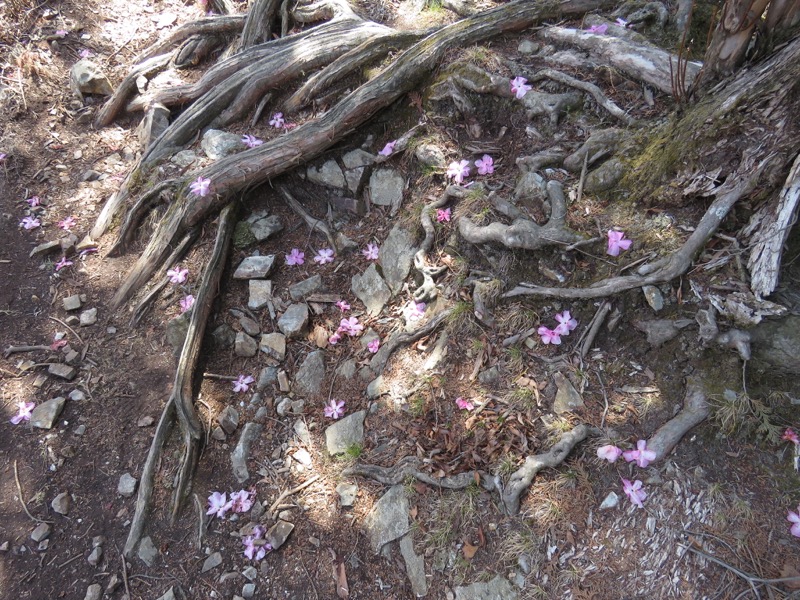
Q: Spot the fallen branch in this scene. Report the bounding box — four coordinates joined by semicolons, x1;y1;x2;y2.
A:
3;345;50;358
645;377;709;462
278;186;337;250
14;460;52;524
267;474;321;519
368;308;453;374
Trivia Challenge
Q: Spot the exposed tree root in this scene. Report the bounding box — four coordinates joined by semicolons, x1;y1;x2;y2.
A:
645;376;710;462
368;308;453;375
278;186;337;250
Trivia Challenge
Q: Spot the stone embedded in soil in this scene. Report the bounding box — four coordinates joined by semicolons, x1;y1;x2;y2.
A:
642;285;665;312
138;536;159;567
155;587;177;600
278;370;290;392
212;426;226;441
335;358;357;380
87;546;103;566
325;410;366;455
366;375;386;399
234;255;276;279
118;473;138;498
166;313;190;355
478;366;500;385
70;59;113;97
137;103;169;150
307;159;345;189
257;366;278;390
414;143;446;168
242;583;256;598
232;423;263;483
235;332;258;357
104;575;121;595
202;551;223;573
83;583;102;600
171;150;197;167
31;396;66;428
48;363;77;381
63;294;82;311
251;215;284;241
248;280;273;311
400;534;428;597
137;415;155;427
242;566;258;581
239;316;260;336
277;303;309;339
218;406;239;435
552;372;584;414
454;575;519;600
31;523;51;542
293;419;312;446
259;333;286;361
599;491;619;510
265;520;294;551
30;240;61;258
352;264;391;317
336;483;358;507
343;148;375;170
289;274;322;302
51;491;72;515
293;350;325;397
365;485;409;553
202;129;242;160
369;168;405;211
80;308;98;326
379;225;416;294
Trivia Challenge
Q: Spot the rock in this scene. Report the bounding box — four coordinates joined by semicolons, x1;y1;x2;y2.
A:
74;424;86;436
366;376;386;399
51;491;72;515
257;333;286;362
104;575;121;595
599;491;619;509
277;304;309;339
242;565;258;581
584;158;625;193
242;583;256;598
31;396;66;428
118;473;138;497
69;389;86;402
633;319;692;347
275;397;292;417
278;370;290;392
352;265;391;316
166;313;191;355
294;419;312;446
336;358;357;380
379;225;416;294
478;366;500;385
336;483;358;507
343;148;375;170
251;215;283;241
235;332;258;357
30;240;61;258
414;143;446;168
293;351;325;397
80;308;98;326
257;366;278;390
517;39;539;54
248;280;273;310
63;294;82;311
552;372;584;414
171;150;197;167
137;103;170;150
369;168;405;212
400;534;428;597
201;129;242;160
454;576;519;600
202;551;223;573
365;485;409;553
642;285;664;311
750;315;800;374
239;316;260;336
218;406;240;435
87;545;103;566
234;255;276;279
307;159;345;189
83;584;102;600
325;410;366;455
232;423;262;483
31;523;51;542
289;275;322;302
155;587;176;600
211;426;226;441
265;520;294;550
137;415;155;427
48;363;77;380
70;59;113;98
138;536;159;567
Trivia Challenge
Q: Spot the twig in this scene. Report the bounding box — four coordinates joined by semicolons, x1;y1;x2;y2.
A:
14;461;51;524
576;151;588;206
268;475;321;517
202;372;238;381
579;300;612;358
3;345;50;358
299;555;320;599
121;553;131;599
596;370;609;429
48;316;85;347
58;554;83;568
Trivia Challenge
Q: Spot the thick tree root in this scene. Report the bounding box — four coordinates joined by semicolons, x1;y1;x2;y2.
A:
278;186;337;250
369;308;453;375
343;456;494;489
645;376;709;462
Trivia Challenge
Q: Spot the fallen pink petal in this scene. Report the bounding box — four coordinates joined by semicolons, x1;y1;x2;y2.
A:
189;176;211;197
436;207;451;223
10;401;35;425
789;505;800;537
607;230;632;256
597;445;623;462
367;338;380;353
782;428;799;445
378;140;396;156
455;397;474;411
446;160;470;184
55;256;73;271
241;134;263;148
167;266;189;284
285;248;305;266
324;399;346;419
313;248;335;264
336;300;350;312
58;216;77;230
233;374;254;393
206;491;230;518
538;326;561;345
269;112;285;128
622;478;647;508
474;154;494;175
180;295;195;313
510;76;531;99
20;216;41;230
26;196;40;207
362;243;380;261
623;439;657;468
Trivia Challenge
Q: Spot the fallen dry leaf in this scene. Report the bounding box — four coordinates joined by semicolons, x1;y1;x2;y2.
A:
462;541;479;560
780;563;800;590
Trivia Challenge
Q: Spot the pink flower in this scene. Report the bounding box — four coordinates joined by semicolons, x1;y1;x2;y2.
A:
206;491;231;518
474;155;494;175
336;300;350;312
538;326;561;345
788;505;800;537
455;397;473;411
79;48;93;58
285;248;305;266
189;176;211;197
328;331;342;345
180;295;195;313
26;196;40;207
241;134;263;148
242;526;271;560
167;266;188;284
586;23;609;34
446;160;470;184
324;399;345;419
10;401;35;425
783;428;800;445
436;207;451;223
623;439;657;468
510;76;531;99
55;30;68;37
621;478;647;508
408;301;426;321
607;230;632;256
233;374;254;393
55;256;73;271
313;248;334;264
362;243;380;261
616;18;628;26
58;216;76;230
0;152;6;161
597;445;623;462
269;113;285;128
367;338;380;353
378;141;396;156
230;489;254;513
20;216;41;230
555;311;578;333
339;317;363;336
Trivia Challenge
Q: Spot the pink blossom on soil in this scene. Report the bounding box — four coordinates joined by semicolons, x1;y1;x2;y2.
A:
336;300;350;312
55;256;73;271
510;76;531;99
378;141;396;156
622;478;647;508
20;216;40;230
455;397;474;411
324;399;345;419
446;160;470;184
10;401;35;425
607;230;632;256
269;113;285;128
474;154;494;175
180;295;195;313
538;326;561;345
233;374;254;393
362;243;380;261
623;439;657;468
285;248;305;266
367;338;380;353
436;207;451;223
597;445;623;462
313;248;335;264
167;266;188;284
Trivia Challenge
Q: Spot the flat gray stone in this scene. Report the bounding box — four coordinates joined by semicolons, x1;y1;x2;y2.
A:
352;264;391;317
248;280;272;310
242;566;258;581
379;225;416;294
239;316;260;336
137;103;170;150
242;583;256;598
118;473;138;497
70;59;113;97
343;149;375;169
235;332;258;357
366;375;386;399
414;143;446;168
218;406;239;435
202;129;242;160
293;351;325;397
289;275;322;302
257;366;278;390
325;410;366;455
171;150;197;167
599;491;619;509
87;546;103;566
278;304;309;339
553;372;584;414
83;584;102;600
642;285;664;312
265;520;294;550
51;491;71;515
336;483;358;507
234;255;276;279
166;313;190;355
365;485;409;553
232;423;262;483
138;536;159;567
454;575;519;600
63;295;82;311
293;419;312;446
202;551;223;573
307;159;345;189
31;523;51;542
31;396;66;429
251;215;283;241
80;308;98;326
400;534;428;597
369;168;405;211
335;358;357;380
155;587;176;600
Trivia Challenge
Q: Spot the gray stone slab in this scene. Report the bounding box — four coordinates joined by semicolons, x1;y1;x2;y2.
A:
289;274;322;302
400;534;428;597
277;304;309;339
365;485;409;553
379;225;416;294
351;264;391;317
454;576;519;600
31;396;66;429
307;159;345;189
369;168;405;211
553;372;584;414
325;410;366;455
232;423;263;483
251;215;283;241
259;333;286;360
234;255;275;280
235;332;258;357
293;351;325;397
248;280;272;310
202;129;242;160
138;536;159;567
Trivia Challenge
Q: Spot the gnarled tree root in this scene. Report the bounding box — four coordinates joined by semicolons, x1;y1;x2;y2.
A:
645;376;709;462
368;308;453;375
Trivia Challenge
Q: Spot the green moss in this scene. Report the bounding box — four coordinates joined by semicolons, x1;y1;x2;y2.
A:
233;221;256;249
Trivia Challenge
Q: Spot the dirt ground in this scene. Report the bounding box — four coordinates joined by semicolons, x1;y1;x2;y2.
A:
1;0;799;599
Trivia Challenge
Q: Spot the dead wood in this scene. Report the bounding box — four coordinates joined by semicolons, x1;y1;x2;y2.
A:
134;14;246;63
645;377;709;462
368;308;453;375
343;456;493;489
239;0;281;49
278;186;338;250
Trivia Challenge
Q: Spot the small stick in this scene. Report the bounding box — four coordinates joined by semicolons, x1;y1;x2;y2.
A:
48;316;85;347
202;372;237;381
121;553;131;599
579;300;612;358
14;461;51;524
268;475;321;517
3;345;51;358
194;493;204;550
58;554;83;569
576;151;588;206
